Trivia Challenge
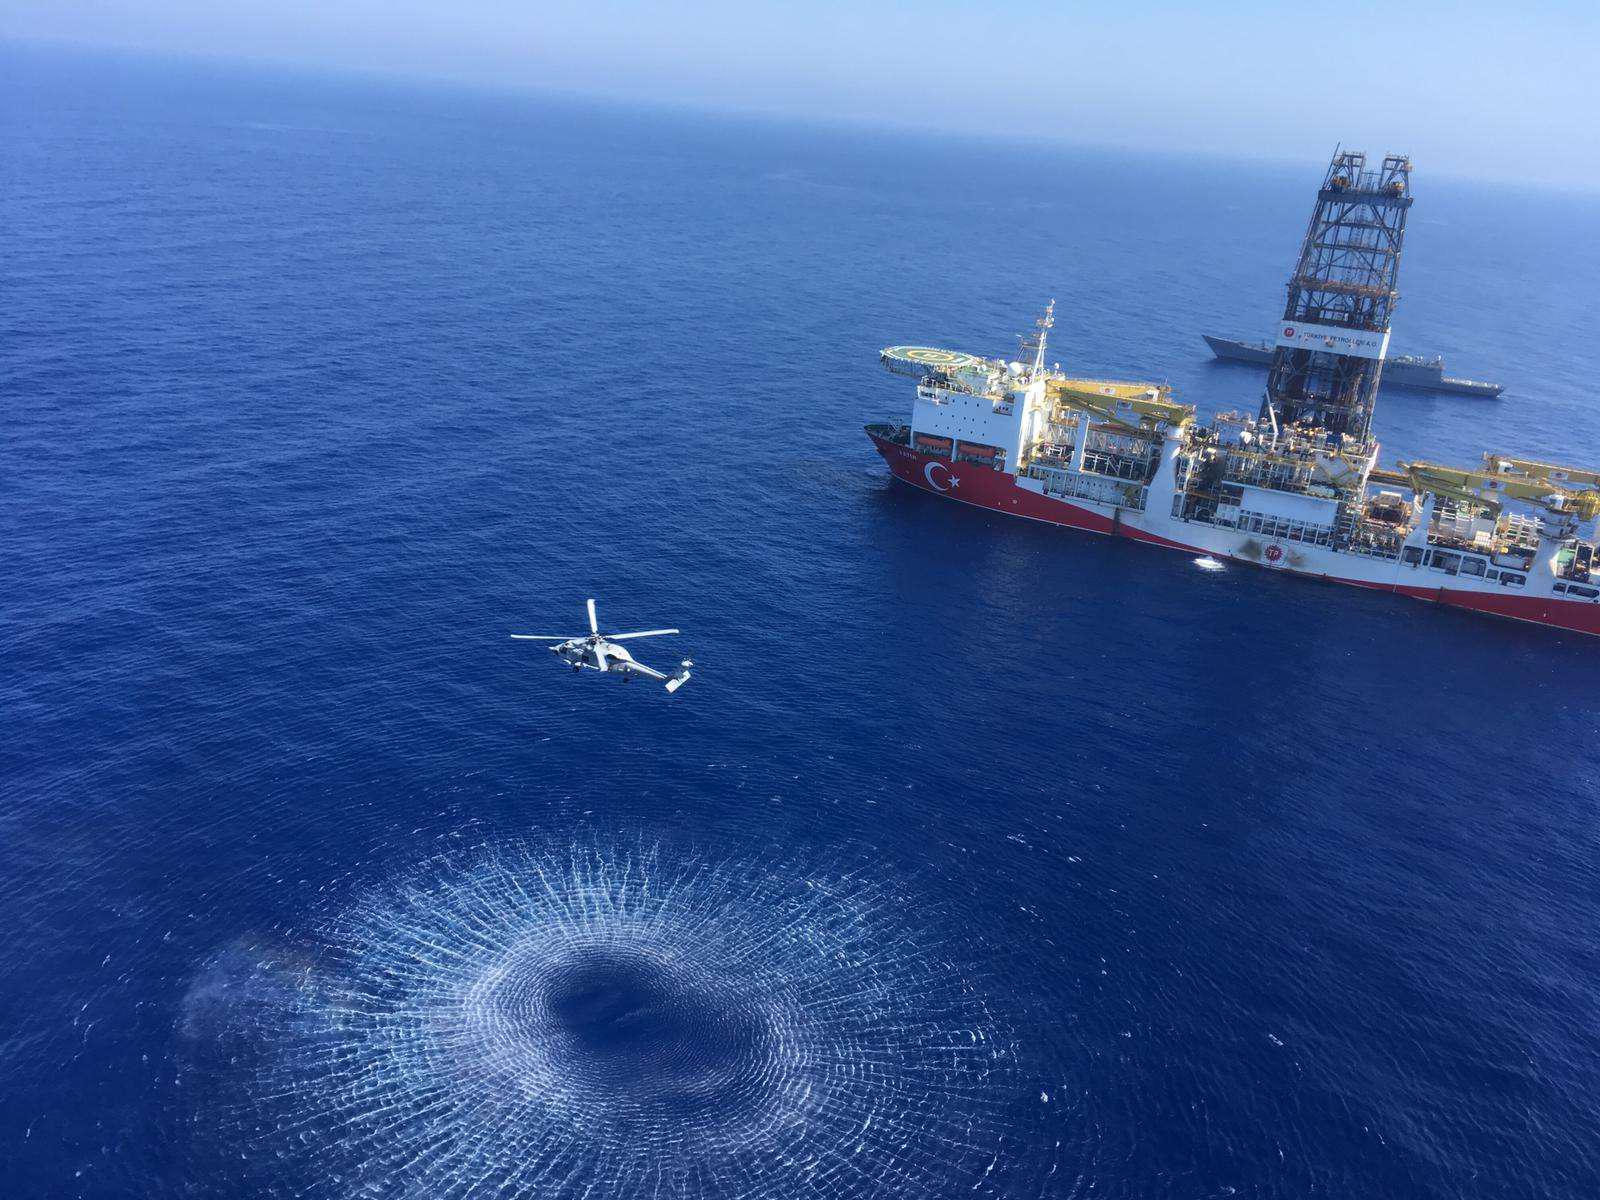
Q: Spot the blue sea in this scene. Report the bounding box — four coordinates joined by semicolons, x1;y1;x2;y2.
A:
4;44;1599;1200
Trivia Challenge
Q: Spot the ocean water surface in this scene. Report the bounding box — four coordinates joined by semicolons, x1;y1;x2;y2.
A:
4;45;1599;1199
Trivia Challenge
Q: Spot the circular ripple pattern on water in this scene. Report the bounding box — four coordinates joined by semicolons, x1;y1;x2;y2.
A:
215;842;1036;1198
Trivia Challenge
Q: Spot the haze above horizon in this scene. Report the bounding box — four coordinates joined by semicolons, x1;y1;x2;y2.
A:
7;0;1600;190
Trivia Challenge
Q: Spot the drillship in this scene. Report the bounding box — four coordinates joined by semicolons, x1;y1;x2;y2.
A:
866;151;1600;638
1202;334;1503;397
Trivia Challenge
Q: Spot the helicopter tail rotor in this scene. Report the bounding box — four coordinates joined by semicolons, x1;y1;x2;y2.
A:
665;659;693;694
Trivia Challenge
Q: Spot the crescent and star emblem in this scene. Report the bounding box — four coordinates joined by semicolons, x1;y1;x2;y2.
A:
923;461;959;492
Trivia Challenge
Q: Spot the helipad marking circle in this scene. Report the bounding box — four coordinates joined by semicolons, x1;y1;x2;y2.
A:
882;346;981;372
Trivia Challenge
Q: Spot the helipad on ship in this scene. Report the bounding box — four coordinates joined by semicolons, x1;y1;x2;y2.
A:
881;346;983;373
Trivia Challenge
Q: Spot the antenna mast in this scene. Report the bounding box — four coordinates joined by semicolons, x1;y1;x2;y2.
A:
1020;299;1055;378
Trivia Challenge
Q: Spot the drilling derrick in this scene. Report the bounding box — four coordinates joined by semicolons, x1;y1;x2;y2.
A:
1260;150;1412;446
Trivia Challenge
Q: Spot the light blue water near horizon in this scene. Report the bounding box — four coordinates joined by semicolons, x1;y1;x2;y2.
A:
4;43;1600;1200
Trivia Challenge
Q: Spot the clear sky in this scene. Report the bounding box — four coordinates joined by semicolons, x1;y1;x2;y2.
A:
8;0;1600;189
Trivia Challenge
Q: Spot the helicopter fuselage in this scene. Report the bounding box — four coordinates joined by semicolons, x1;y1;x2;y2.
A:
511;601;689;691
551;637;637;674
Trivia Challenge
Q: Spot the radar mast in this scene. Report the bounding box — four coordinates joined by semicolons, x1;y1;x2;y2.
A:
1019;300;1055;378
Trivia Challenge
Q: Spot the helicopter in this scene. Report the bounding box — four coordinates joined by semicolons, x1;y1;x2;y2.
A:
511;599;692;693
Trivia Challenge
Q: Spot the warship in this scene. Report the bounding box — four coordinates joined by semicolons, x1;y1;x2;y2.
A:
1203;333;1502;397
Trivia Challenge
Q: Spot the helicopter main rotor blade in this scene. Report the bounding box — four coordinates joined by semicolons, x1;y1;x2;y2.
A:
586;598;599;635
509;634;572;641
607;629;680;640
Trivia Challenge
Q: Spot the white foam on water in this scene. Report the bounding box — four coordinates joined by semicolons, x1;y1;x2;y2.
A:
212;841;1037;1198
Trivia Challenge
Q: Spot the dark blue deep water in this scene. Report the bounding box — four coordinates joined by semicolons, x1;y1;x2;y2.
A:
5;45;1600;1200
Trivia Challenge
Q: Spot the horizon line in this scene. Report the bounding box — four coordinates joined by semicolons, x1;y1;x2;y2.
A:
5;35;1596;198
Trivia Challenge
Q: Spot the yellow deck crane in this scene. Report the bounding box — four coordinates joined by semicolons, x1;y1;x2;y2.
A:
1045;379;1194;432
1480;454;1600;494
1395;460;1600;522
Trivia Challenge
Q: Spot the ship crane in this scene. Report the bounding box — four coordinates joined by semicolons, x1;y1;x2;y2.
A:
1395;460;1600;525
1481;454;1600;494
1045;379;1194;432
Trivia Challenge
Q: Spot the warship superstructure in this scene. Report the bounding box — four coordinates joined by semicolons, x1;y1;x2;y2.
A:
866;151;1600;637
1203;334;1503;397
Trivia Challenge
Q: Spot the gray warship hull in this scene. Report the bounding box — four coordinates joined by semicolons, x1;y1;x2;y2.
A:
1203;334;1504;397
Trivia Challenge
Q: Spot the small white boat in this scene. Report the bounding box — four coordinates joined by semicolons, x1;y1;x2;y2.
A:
1193;556;1225;571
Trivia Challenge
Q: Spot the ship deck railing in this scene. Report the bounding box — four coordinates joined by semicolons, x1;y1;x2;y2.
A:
918;379;999;403
1025;463;1148;512
1219;464;1325;497
1290;275;1396;302
1201;508;1337;548
1025;451;1155;487
1425;528;1536;568
1082;450;1156;484
1342;535;1404;562
870;424;911;444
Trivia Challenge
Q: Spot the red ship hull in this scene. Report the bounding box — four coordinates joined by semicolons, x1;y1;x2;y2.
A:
868;430;1600;639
